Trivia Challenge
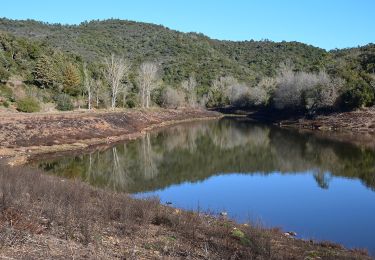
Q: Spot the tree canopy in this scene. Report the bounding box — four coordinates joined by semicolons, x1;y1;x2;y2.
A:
0;18;374;112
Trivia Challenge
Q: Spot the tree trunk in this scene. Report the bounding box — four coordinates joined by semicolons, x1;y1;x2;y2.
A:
88;90;91;110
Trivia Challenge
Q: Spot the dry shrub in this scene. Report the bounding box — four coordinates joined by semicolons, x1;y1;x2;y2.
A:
160;87;185;108
0;166;160;243
0;165;367;259
0;166;291;259
273;62;343;112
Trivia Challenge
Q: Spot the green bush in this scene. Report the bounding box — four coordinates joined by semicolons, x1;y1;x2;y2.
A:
2;100;9;107
341;79;374;110
0;67;11;81
126;99;136;108
16;97;40;112
55;94;73;111
0;84;13;99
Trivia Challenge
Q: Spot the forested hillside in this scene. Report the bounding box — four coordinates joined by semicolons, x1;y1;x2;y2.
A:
0;18;374;113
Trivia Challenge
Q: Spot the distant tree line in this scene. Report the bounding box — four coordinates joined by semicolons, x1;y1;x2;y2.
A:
0;19;374;113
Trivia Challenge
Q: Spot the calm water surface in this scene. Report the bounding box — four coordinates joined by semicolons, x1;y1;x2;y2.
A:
36;118;375;254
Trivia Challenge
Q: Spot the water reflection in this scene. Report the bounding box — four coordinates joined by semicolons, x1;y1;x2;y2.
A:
36;118;375;253
37;118;375;193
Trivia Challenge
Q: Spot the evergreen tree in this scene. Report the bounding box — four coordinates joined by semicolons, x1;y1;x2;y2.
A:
62;63;81;95
34;54;58;88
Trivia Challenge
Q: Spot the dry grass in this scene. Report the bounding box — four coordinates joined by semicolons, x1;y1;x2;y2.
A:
0;166;371;259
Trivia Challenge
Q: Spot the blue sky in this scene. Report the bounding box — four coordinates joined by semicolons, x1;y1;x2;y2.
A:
0;0;374;50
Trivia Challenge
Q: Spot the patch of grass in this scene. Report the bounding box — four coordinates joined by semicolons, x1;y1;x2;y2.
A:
151;215;173;227
16;97;40;112
167;235;176;241
55;94;73;111
1;100;9;107
231;228;252;246
0;84;13;99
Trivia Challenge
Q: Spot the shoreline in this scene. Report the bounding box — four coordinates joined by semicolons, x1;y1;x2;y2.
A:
277;107;375;151
0;108;223;166
0;108;372;259
218;106;375;151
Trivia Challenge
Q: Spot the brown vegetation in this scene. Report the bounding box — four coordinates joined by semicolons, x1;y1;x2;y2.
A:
0;166;370;259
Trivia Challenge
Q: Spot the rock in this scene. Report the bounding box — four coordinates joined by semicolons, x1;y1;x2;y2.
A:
284;231;297;237
220;211;227;217
40;217;50;225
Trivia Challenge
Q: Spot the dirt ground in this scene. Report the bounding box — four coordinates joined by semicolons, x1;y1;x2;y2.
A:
278;107;375;150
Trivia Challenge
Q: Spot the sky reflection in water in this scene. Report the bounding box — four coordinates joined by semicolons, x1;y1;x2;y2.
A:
37;118;375;254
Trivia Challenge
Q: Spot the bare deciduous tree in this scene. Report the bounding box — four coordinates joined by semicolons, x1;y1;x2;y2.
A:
138;62;158;108
93;79;102;108
226;83;249;106
83;63;92;110
103;54;130;110
161;86;185;108
181;75;197;107
273;62;342;112
208;76;238;106
247;77;276;107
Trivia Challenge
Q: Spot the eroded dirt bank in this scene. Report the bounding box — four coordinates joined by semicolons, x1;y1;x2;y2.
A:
225;106;375;151
278;107;375;150
0;108;221;165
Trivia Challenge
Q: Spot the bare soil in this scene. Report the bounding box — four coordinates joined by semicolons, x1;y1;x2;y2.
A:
278;107;375;150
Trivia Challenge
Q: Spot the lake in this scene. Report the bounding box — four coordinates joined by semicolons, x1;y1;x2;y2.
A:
35;118;375;254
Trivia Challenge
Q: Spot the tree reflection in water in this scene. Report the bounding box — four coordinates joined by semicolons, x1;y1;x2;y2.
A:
37;118;375;193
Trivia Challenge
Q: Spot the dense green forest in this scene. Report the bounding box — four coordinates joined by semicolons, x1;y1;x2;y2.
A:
0;18;374;113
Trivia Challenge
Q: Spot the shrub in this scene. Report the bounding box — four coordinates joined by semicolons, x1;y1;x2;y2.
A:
273;64;342;112
55;94;74;111
273;70;326;109
126;99;136;108
2;100;9;107
0;84;13;99
207;76;236;107
160;87;185;108
303;80;341;113
0;67;11;81
254;77;276;106
16;97;40;113
341;79;374;110
213;77;273;108
248;85;269;106
226;84;250;107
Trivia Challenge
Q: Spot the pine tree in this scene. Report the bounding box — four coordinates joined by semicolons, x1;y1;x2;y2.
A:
62;63;81;95
34;55;58;87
